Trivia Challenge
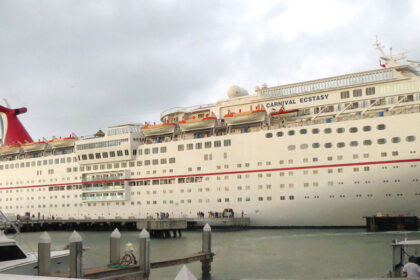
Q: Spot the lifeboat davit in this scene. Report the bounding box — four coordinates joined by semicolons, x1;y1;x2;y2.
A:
179;116;216;132
224;109;266;126
21;141;47;152
141;122;176;137
270;108;298;119
49;137;77;148
0;144;21;155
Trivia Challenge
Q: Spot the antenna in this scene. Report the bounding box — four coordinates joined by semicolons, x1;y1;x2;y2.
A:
3;99;11;109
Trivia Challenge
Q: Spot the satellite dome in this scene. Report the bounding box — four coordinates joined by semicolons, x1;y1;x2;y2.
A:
227;85;249;99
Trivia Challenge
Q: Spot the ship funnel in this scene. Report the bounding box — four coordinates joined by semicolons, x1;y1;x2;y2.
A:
0;105;33;146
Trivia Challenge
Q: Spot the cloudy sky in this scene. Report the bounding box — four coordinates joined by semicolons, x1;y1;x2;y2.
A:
0;0;419;140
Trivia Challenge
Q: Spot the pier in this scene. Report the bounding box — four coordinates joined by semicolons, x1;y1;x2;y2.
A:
34;224;215;279
364;216;418;231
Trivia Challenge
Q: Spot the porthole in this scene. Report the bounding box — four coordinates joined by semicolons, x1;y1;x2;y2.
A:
324;128;332;134
391;137;401;143
288;145;296;151
349;127;358;133
363;126;371;132
288;130;295;136
266;133;273;138
337;142;345;148
350;141;358;147
406;135;416;142
277;131;284;137
377;124;386;130
377;138;386;144
324;142;333;148
312;128;319;134
300;129;307;134
363;140;372;146
312;143;320;148
336;128;345;133
300;144;308;150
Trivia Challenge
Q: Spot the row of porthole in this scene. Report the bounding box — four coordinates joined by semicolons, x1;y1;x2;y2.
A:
266;124;387;138
286;136;416;151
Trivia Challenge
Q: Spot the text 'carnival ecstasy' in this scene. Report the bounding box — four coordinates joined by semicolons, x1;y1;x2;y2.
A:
0;43;419;227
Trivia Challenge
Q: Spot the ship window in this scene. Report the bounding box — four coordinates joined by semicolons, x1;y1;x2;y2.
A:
152;147;158;154
337;127;345;133
312;128;319;134
288;145;296;151
117;150;123;157
138;149;142;155
363;140;372;146
88;154;94;159
350;141;358;147
95;153;101;159
152;159;158;165
196;143;202;149
312;143;320;148
214;140;221;147
289;195;294;200
224;139;231;146
377;124;386;130
288;130;295;136
337;142;345;148
144;160;150;166
160;146;167;153
363;125;371;132
353;89;362;97
144;148;150;155
349;127;358;133
205;141;212;148
82;155;87;160
391;137;401;143
277;131;284;137
300;144;308;150
324;128;332;134
110;151;115;157
406;136;416;142
366;87;375;95
265;133;273;138
377;138;386;144
324;142;332;148
169;157;175;164
132;149;137;156
178;145;184;151
300;129;307;134
340;91;350;99
187;143;193;150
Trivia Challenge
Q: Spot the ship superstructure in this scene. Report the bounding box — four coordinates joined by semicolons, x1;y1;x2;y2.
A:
0;45;419;226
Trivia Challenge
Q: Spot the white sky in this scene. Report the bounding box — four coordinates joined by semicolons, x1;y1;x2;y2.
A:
0;0;419;140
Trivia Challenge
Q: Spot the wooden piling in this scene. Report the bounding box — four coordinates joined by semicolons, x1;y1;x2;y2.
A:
69;230;83;278
110;228;121;265
201;223;212;276
38;231;51;276
139;228;151;278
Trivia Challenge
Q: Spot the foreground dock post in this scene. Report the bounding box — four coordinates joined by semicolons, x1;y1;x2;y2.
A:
139;228;151;278
110;228;121;264
38;231;51;276
201;223;212;276
69;230;83;278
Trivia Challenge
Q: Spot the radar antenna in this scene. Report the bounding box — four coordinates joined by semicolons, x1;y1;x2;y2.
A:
373;37;407;67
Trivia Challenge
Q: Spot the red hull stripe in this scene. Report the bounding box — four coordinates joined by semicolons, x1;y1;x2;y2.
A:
2;158;420;190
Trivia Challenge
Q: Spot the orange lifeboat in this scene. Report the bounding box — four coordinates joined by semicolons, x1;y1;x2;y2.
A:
224;108;266;126
270;108;298;119
179;115;216;132
141;122;176;137
49;136;77;148
21;141;47;152
0;143;21;155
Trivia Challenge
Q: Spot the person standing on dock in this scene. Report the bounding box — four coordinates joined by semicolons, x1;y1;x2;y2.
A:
402;256;420;278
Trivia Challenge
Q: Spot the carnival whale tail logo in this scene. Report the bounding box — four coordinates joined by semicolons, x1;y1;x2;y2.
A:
0;102;33;146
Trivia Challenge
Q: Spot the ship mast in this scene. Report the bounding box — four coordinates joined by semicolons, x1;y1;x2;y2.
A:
374;38;407;67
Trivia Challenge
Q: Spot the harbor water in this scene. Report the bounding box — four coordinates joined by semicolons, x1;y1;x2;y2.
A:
12;229;420;279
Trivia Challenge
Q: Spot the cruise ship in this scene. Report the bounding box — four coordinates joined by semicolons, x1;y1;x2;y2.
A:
0;43;419;227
